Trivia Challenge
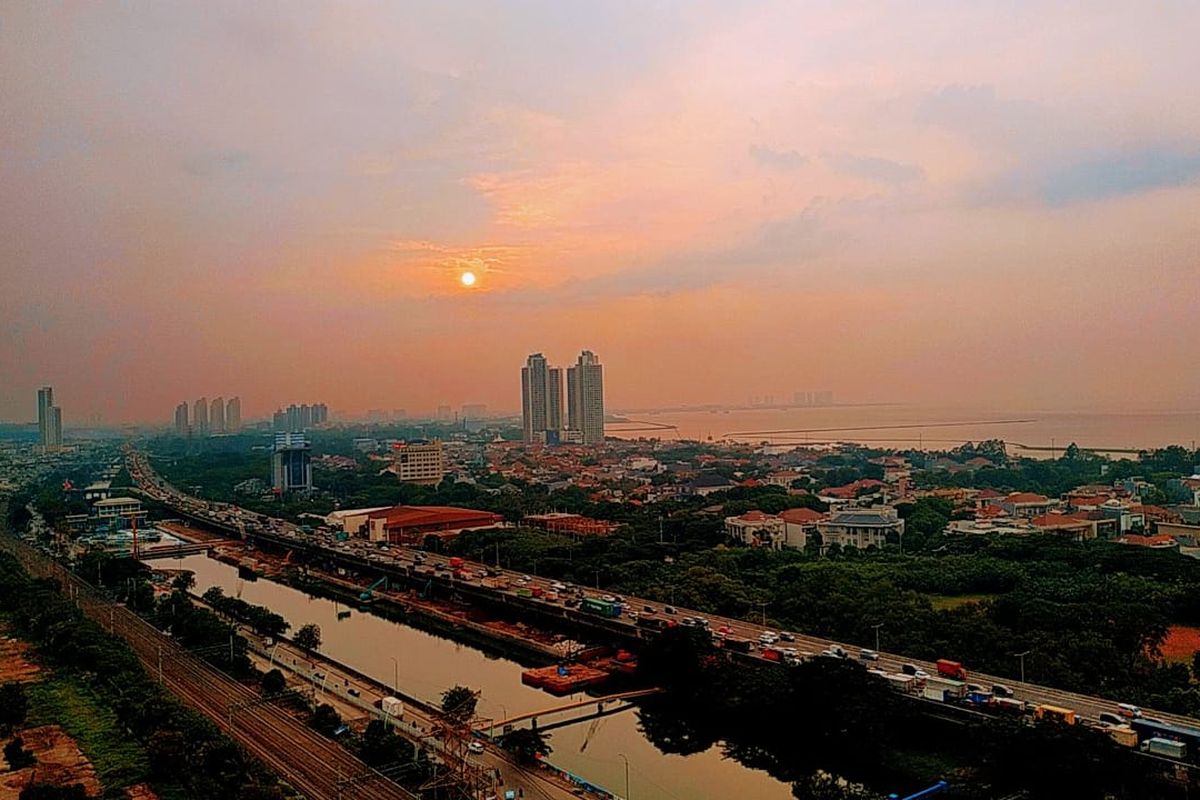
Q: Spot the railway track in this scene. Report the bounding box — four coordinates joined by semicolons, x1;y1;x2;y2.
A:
0;536;420;800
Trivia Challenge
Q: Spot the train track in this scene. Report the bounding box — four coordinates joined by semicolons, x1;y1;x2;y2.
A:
0;536;419;800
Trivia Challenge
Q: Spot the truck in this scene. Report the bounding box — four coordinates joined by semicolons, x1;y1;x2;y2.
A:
924;676;967;700
379;696;404;718
1103;725;1138;748
1033;704;1077;725
580;597;623;618
636;614;675;632
1142;737;1187;759
448;557;464;569
515;587;533;598
724;637;753;653
936;659;967;681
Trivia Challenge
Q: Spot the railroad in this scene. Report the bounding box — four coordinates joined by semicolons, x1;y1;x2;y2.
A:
0;534;419;800
125;449;1200;763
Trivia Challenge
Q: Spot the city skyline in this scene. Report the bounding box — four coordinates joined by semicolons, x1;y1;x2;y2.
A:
4;3;1200;424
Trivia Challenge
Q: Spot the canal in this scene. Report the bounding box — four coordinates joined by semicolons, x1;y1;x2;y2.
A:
175;553;793;800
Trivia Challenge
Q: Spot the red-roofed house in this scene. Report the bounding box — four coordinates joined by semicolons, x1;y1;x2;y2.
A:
1030;513;1095;541
780;507;826;549
1116;534;1178;549
366;506;504;545
999;492;1056;517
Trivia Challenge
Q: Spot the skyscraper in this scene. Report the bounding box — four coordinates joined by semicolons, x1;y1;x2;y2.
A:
210;396;225;433
567;350;605;445
36;387;63;451
521;353;564;443
547;368;564;433
272;432;313;493
37;387;53;445
174;402;190;436
226;397;241;432
193;397;209;436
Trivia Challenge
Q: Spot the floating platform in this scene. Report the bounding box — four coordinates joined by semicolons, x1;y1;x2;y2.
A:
521;664;609;695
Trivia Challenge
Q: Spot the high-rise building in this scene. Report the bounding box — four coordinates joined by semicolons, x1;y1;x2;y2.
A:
36;387;63;451
46;406;63;450
567;350;605;445
210;396;225;433
547;368;564;433
520;357;556;443
392;440;446;485
226;397;241;432
272;433;312;493
436;405;453;422
193;397;209;435
461;404;487;421
174;402;190;436
37;387;53;445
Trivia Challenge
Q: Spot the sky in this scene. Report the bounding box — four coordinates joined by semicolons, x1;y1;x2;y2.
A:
2;1;1199;424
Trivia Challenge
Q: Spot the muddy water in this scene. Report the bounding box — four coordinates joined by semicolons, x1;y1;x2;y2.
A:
176;554;793;800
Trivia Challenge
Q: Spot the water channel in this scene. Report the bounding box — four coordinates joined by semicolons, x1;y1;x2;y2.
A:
174;553;794;800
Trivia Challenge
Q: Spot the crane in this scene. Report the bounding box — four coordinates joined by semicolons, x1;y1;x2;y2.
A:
359;576;389;602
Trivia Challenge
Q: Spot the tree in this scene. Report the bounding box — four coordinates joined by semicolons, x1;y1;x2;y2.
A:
261;668;286;696
311;703;343;737
294;623;321;652
172;571;196;592
5;736;35;769
441;685;479;724
500;728;551;765
19;786;88;800
360;719;401;767
0;682;28;734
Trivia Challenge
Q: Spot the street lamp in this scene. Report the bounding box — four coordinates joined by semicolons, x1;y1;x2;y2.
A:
389;656;398;694
1013;650;1031;683
617;753;630;799
871;622;885;652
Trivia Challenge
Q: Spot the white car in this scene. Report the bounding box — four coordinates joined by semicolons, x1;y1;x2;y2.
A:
467;742;484;754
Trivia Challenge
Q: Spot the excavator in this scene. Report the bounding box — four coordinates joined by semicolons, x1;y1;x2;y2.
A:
359;576;388;603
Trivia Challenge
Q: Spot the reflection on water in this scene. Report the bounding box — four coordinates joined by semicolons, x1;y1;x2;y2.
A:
176;554;793;800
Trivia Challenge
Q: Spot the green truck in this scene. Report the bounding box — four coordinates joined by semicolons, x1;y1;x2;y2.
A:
580;597;622;618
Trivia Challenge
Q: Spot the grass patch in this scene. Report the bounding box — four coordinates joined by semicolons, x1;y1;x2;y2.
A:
26;675;149;791
929;593;998;611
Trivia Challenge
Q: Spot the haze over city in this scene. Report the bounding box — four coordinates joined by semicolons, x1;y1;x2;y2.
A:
3;2;1200;423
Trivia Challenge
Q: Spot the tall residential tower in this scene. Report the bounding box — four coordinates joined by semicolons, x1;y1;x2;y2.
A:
567;350;605;445
521;353;564;443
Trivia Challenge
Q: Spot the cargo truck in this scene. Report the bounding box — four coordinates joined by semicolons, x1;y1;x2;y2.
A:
924;676;967;701
580;597;623;618
1142;737;1187;759
936;659;967;681
379;696;404;718
1034;704;1077;725
724;637;754;653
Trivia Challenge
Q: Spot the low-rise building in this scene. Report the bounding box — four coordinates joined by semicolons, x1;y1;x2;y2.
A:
998;492;1056;517
391;440;446;486
524;512;619;537
817;507;904;551
779;507;825;549
366;505;504;545
725;510;785;549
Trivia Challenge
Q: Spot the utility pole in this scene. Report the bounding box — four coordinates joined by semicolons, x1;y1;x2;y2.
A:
389;656;398;694
618;753;630;799
1014;650;1031;683
758;601;768;627
158;645;163;684
871;622;884;652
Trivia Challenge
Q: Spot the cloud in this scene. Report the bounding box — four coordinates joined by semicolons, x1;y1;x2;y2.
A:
749;144;806;170
823;153;925;185
1040;147;1200;206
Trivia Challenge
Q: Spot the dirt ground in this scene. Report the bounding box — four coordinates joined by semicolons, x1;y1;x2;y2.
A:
0;724;102;799
124;782;159;800
0;629;40;684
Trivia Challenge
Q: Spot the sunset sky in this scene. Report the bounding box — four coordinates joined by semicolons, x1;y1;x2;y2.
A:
3;2;1199;423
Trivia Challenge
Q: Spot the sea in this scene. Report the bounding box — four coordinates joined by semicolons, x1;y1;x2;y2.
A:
606;406;1200;458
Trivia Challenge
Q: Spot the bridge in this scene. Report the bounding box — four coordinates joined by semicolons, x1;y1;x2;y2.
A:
478;688;662;732
137;542;211;560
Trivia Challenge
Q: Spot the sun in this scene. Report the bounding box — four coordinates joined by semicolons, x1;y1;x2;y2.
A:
459;271;477;287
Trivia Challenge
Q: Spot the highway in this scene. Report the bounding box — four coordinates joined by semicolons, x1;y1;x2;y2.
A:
125;450;1200;744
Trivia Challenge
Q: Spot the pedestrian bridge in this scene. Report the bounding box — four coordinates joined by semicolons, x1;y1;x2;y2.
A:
478;688;662;732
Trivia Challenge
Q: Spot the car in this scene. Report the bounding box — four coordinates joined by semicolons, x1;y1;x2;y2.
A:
347;688;361;697
628;611;639;619
1098;712;1123;727
779;631;796;642
991;684;1013;698
663;606;677;615
467;741;485;754
1117;703;1142;718
901;663;919;676
967;683;987;694
914;669;930;679
602;594;617;603
859;649;879;661
643;605;656;613
521;575;532;582
551;582;566;591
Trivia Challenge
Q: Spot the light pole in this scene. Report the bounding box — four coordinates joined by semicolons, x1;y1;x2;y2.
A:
1013;650;1031;683
618;753;630;799
871;622;884;652
758;601;768;627
389;656;398;694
